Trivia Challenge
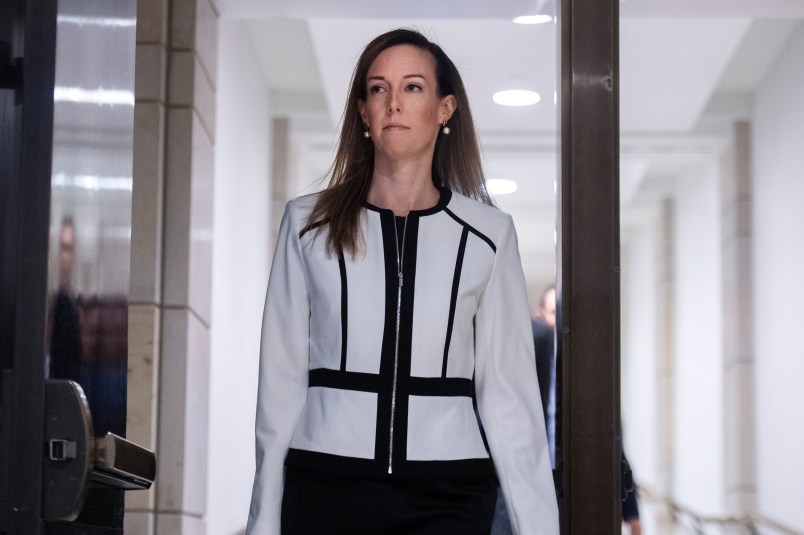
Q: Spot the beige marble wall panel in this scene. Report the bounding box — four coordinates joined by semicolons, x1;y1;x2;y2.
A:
193;55;216;140
127;304;161;511
733;122;752;199
182;309;211;514
136;0;169;44
131;102;165;304
722;238;753;368
654;200;676;535
188;114;214;325
721;197;752;247
155;309;188;512
156;512;207;535
163;108;193;310
162;109;214;325
136;44;167;102
124;511;155;535
724;361;756;511
721;120;755;514
194;0;219;89
167;0;220;88
170;0;197;50
156;308;210;516
168;50;194;106
168;51;216;139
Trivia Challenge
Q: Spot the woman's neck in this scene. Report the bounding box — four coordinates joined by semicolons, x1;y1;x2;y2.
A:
367;160;440;216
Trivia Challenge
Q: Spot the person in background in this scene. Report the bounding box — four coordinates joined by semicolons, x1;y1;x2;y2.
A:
49;215;82;382
246;28;558;535
622;452;642;535
532;284;557;463
492;282;643;533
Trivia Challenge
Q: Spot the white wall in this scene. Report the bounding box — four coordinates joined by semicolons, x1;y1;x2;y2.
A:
208;20;272;535
672;163;725;515
621;208;662;533
621;208;661;486
753;23;804;533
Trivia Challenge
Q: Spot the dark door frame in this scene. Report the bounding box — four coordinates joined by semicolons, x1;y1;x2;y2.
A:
557;0;622;532
0;0;58;533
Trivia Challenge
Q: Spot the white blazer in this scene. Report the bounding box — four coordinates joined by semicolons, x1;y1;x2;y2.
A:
247;188;558;534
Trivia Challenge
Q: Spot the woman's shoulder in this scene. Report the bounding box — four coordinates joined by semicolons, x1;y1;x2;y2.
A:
447;190;506;218
446;190;513;240
286;191;321;212
277;192;323;238
281;191;322;222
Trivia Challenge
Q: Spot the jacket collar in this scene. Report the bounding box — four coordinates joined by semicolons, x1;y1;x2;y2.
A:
364;186;452;217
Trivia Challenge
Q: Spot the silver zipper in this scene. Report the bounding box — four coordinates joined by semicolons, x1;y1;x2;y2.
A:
388;215;408;474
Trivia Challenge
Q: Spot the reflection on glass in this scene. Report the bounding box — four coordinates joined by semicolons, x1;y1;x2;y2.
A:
45;0;135;529
46;0;134;441
49;216;82;383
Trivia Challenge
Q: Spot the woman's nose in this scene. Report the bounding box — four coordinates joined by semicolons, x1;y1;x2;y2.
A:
387;93;401;114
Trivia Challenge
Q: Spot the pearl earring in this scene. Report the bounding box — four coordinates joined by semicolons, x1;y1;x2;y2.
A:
442;121;450;135
363;127;370;139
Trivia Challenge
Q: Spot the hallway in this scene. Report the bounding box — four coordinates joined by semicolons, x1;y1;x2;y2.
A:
130;1;804;533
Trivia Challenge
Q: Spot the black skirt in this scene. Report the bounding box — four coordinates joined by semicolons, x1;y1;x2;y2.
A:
281;466;498;535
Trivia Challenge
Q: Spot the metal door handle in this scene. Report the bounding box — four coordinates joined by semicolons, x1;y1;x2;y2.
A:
42;380;156;522
92;432;155;490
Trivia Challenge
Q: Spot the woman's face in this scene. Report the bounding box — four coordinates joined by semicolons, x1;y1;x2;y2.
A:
358;44;455;166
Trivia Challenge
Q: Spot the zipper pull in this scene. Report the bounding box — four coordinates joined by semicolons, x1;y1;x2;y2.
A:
398;271;403;287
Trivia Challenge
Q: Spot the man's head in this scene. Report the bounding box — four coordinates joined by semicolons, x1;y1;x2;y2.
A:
537;284;556;328
57;215;76;290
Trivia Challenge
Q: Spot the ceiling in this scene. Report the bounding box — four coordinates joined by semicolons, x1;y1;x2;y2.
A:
215;0;804;301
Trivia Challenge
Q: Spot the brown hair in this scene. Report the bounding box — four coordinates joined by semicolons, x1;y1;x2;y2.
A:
308;28;493;256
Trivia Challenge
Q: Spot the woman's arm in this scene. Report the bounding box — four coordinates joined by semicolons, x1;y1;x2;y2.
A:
246;200;311;534
474;214;559;535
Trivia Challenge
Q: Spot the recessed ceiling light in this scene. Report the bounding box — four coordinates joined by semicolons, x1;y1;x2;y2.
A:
513;15;553;24
487;178;518;195
493;90;541;107
54;86;135;106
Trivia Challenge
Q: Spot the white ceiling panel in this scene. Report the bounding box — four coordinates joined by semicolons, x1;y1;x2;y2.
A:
218;0;549;19
308;18;559;133
620;18;751;132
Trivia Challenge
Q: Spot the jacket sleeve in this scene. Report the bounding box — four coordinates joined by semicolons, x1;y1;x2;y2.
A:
246;200;311;534
474;214;559;535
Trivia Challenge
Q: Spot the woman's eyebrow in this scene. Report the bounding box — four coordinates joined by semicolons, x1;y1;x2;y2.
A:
367;74;427;81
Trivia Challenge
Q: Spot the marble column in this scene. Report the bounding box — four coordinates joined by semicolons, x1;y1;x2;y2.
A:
655;199;676;534
721;121;756;515
127;0;219;533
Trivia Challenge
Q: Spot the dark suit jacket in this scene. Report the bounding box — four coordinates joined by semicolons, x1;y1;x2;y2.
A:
532;319;554;423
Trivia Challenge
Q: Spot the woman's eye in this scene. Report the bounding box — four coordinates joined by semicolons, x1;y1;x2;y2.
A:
369;85;385;94
406;84;422;92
